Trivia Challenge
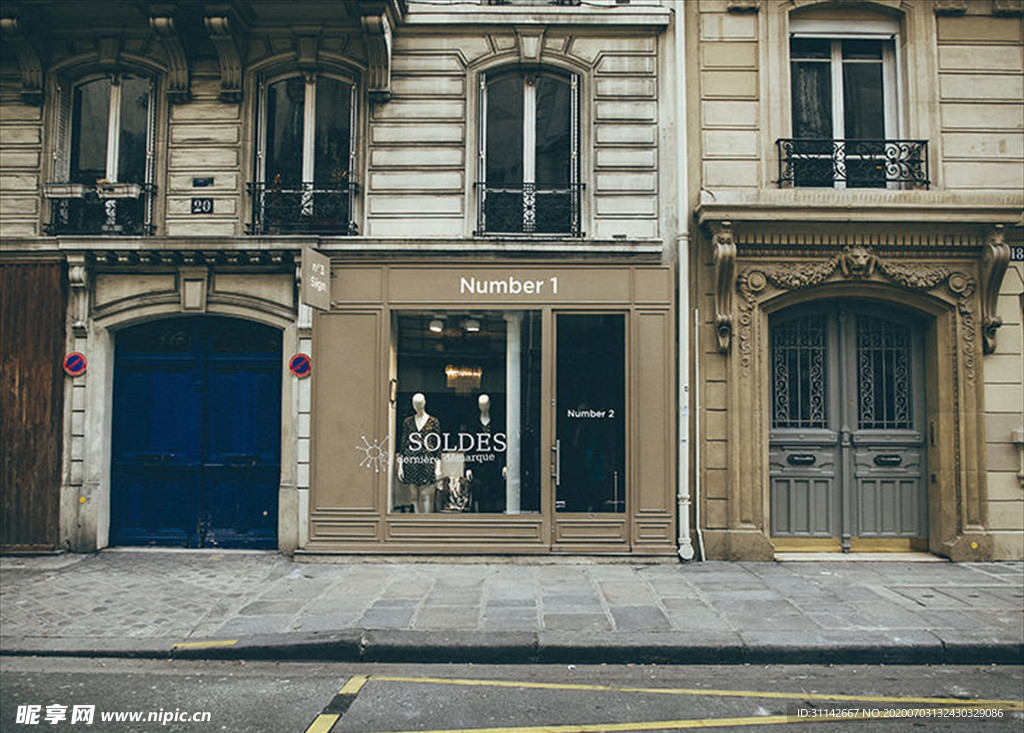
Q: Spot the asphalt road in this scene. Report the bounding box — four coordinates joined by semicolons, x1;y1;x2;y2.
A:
1;658;1021;733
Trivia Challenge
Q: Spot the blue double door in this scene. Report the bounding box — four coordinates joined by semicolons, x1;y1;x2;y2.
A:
111;317;282;548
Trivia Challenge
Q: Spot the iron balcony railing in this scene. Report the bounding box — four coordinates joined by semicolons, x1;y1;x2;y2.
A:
44;182;154;236
777;139;929;189
475;182;584;237
247;181;358;235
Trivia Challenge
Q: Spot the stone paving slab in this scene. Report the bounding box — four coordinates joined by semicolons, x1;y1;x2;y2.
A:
1;551;1021;664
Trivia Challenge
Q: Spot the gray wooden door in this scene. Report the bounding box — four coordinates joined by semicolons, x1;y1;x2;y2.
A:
769;304;926;549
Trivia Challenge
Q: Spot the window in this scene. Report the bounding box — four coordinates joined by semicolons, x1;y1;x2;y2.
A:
250;74;357;235
777;14;928;189
476;70;582;236
46;74;155;235
390;311;542;515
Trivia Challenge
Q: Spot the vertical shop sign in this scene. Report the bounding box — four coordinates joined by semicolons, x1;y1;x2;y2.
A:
300;248;331;311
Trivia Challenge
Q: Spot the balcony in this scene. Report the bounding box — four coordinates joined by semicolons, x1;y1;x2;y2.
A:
44;182;154;236
247;181;358;236
777;139;929;190
475;182;584;237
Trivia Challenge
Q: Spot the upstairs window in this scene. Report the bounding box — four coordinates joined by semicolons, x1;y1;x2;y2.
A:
250;74;357;235
45;74;156;235
476;69;582;236
777;13;928;189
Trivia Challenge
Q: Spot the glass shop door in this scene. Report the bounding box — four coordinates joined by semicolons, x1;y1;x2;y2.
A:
551;313;629;550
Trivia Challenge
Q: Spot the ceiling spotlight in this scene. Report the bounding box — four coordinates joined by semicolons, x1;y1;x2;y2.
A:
463;318;481;333
429;318;445;334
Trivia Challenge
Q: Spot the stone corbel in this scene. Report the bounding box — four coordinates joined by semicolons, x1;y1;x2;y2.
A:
993;0;1024;17
66;254;90;337
726;0;760;12
0;16;44;105
980;225;1011;354
361;12;393;104
516;27;546;65
204;14;246;103
149;14;190;103
934;0;968;15
712;221;737;354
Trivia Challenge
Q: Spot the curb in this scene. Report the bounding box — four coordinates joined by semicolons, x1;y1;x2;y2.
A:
3;633;1021;666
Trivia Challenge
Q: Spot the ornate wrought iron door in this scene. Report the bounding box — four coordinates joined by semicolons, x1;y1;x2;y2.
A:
769;304;926;549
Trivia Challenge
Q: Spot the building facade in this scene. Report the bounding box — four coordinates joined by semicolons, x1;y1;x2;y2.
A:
1;0;1020;560
0;0;684;556
689;0;1023;560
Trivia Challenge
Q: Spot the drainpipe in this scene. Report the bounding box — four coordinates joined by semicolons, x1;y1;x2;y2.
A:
674;1;695;562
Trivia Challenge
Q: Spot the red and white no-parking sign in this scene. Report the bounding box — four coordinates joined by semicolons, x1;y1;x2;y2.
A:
289;353;311;378
63;351;87;377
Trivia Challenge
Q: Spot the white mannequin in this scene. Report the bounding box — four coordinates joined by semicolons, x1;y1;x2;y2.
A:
398;392;441;513
478;394;491;427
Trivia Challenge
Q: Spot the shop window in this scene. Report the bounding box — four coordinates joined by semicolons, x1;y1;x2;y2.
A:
476;69;582;236
249;74;357;235
44;75;156;235
390;311;542;515
777;16;929;189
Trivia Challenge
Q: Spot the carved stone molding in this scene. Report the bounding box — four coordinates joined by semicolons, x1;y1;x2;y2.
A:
0;16;44;105
204;14;246;103
735;247;979;381
712;221;737;354
149;15;190;103
980;225;1011;354
361;12;393;104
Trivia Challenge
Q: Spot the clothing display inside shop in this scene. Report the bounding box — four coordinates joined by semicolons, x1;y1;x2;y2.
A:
397;392;441;512
467;394;506;513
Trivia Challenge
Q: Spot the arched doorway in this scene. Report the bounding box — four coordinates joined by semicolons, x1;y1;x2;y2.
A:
110;316;282;548
768;301;927;552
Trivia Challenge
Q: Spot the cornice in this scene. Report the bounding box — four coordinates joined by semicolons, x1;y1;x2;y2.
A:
404;4;670;28
696;190;1024;228
0;236;666;260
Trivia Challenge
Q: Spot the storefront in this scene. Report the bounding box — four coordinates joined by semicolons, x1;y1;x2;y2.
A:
307;261;676;555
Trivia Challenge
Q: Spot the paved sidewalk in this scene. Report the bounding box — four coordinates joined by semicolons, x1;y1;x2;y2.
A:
1;551;1021;664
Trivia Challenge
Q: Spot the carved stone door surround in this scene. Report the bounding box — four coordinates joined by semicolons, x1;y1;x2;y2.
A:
703;221;1011;561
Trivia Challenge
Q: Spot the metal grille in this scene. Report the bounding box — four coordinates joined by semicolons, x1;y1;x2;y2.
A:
247;182;357;235
475;182;583;236
856;316;913;430
776;139;929;188
771;315;828;429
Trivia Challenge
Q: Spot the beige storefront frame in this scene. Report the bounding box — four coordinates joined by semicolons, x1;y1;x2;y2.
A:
307;260;676;555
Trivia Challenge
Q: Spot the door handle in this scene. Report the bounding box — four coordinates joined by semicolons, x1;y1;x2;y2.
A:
873;454;902;467
551;440;561;486
786;453;816;466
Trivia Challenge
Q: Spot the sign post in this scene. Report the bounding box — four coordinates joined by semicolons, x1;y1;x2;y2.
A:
300;248;331;311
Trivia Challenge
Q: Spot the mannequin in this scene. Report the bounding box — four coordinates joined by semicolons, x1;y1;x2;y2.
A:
397;392;441;513
466;394;507;513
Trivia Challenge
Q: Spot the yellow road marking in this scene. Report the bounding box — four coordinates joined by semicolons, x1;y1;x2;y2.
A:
371;675;1023;709
339;674;370;695
171;639;238;650
355;712;881;733
303;713;340;733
